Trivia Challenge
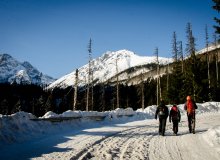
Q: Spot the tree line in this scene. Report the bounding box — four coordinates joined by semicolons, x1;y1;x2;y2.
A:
0;49;219;117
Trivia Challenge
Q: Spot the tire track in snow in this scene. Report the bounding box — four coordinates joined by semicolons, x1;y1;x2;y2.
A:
70;126;140;160
71;125;157;160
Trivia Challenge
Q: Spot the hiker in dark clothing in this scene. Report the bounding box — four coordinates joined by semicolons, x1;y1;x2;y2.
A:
169;104;181;135
184;96;198;134
155;100;169;136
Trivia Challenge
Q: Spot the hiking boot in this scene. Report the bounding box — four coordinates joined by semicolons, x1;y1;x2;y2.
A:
192;130;195;134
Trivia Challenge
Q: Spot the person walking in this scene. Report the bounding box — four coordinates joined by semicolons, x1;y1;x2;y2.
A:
184;96;197;134
169;104;181;135
155;100;169;136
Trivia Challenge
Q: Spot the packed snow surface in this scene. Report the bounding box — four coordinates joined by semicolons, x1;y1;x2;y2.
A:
0;102;220;160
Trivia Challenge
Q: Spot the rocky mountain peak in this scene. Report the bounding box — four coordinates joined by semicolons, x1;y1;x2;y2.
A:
0;53;55;85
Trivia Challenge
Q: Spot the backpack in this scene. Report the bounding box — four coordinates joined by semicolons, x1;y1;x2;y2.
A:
187;100;195;115
158;106;166;117
171;106;179;120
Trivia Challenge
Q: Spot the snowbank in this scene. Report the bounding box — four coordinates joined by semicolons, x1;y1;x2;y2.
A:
138;102;220;117
0;112;42;144
41;111;60;118
203;126;220;152
41;110;108;119
0;102;220;146
109;107;135;117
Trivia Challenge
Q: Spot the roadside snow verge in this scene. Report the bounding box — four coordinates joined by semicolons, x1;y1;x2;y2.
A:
203;126;220;149
0;102;220;146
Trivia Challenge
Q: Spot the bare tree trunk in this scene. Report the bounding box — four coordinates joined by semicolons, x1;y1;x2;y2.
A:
155;47;159;105
86;69;90;111
91;70;94;111
166;62;169;92
126;76;130;108
207;49;211;99
116;58;119;108
86;79;90;111
159;74;161;100
86;39;92;111
141;72;144;110
112;98;115;110
178;41;184;73
157;73;159;106
73;69;78;111
216;50;219;87
214;33;219;88
206;25;211;100
101;84;106;111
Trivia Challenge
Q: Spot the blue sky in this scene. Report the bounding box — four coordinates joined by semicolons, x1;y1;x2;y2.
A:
0;0;217;78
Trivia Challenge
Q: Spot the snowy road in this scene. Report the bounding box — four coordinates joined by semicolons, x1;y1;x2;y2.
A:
1;112;220;160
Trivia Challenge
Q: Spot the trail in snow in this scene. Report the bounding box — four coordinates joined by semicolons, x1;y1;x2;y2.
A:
0;112;220;160
72;125;157;160
71;113;220;160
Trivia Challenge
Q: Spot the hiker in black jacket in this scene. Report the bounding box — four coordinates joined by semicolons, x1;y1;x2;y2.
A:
155;100;169;136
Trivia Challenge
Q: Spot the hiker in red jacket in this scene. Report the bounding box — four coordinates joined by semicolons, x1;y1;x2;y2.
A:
169;104;181;135
184;96;198;134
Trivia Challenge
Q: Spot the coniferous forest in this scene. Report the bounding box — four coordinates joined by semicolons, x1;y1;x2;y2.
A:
0;51;220;117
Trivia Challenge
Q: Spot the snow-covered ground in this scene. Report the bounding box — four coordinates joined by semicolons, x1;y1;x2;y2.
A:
0;102;220;160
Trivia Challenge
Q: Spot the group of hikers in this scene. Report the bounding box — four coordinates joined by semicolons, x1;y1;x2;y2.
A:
155;95;198;136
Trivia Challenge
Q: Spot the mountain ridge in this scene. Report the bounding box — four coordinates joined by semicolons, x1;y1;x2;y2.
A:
0;53;55;85
48;49;171;88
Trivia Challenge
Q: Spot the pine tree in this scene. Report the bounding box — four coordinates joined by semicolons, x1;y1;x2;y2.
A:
12;99;21;114
167;32;183;104
168;32;178;103
178;41;184;73
172;32;178;63
0;99;9;115
44;94;53;112
185;23;205;102
212;0;220;35
185;23;197;100
35;95;46;117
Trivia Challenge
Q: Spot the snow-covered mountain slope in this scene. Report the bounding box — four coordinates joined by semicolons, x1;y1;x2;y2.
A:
0;54;55;85
49;50;171;88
